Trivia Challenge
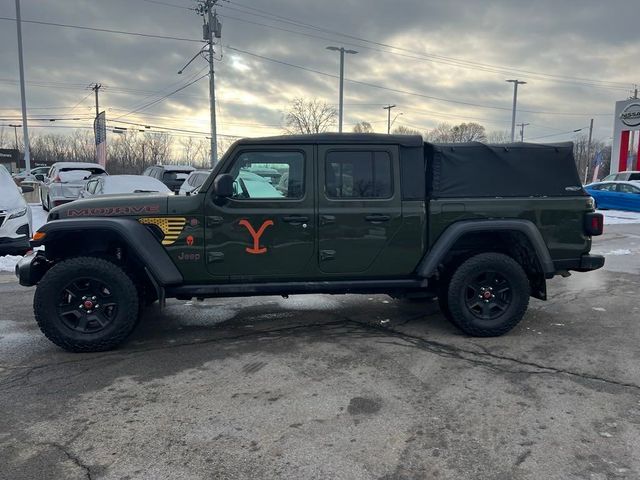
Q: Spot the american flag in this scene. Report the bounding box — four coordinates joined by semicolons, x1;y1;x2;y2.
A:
93;111;107;167
591;150;604;183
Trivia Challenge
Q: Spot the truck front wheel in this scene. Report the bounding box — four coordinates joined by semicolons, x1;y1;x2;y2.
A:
446;253;529;337
34;257;140;352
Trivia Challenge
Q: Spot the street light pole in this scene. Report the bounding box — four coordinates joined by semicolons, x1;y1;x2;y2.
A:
507;79;526;143
15;0;30;171
326;46;357;133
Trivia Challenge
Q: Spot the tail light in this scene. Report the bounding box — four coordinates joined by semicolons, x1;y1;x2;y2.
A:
584;212;603;236
53;175;61;183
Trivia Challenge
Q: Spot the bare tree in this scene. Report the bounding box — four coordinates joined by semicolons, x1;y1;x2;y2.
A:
486;130;511;144
449;122;487;142
352;121;374;133
0;127;8;149
425;123;454;143
392;125;423;137
284;98;337;134
426;122;487;143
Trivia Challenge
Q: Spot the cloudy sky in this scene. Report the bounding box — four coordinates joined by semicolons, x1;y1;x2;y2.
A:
0;0;637;147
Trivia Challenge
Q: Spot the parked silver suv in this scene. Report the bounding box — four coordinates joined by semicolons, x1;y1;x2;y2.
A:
38;162;107;211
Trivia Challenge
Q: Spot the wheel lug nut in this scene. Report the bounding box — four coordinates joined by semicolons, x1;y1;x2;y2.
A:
92;296;96;300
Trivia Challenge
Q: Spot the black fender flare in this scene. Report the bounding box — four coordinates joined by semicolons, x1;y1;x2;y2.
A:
32;218;183;286
416;219;555;278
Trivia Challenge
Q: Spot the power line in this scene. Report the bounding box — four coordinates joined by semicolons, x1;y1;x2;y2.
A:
113;71;209;120
0;16;202;43
226;46;613;117
216;2;632;91
0;15;618;117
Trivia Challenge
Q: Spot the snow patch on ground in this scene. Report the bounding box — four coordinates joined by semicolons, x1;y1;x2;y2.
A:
603;249;632;256
599;209;640;225
0;255;22;273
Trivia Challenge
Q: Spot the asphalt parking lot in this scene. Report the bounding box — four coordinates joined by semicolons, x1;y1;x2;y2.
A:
1;224;640;480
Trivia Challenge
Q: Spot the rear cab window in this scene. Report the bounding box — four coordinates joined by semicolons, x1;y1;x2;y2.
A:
325;150;393;199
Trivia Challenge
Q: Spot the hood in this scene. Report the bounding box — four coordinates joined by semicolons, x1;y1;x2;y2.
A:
0;174;27;210
50;194;170;219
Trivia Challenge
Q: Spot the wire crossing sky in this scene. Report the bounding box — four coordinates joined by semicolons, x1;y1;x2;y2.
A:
0;0;637;143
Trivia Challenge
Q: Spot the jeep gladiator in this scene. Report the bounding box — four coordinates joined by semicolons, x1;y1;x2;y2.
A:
16;133;604;352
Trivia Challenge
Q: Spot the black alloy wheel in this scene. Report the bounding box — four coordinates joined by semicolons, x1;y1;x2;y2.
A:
56;277;119;334
463;271;512;321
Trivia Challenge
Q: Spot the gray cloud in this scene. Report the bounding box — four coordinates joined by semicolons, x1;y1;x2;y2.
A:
0;0;636;144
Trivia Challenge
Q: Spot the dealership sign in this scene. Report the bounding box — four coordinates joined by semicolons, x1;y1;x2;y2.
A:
620;102;640;128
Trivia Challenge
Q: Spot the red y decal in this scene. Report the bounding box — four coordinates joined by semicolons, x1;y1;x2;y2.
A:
239;219;274;254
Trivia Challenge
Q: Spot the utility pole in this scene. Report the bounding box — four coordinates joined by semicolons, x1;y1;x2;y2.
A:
8;123;21;150
383;105;396;134
192;0;221;166
15;0;30;171
516;122;530;142
584;118;594;183
326;46;358;133
507;79;526;143
91;83;102;117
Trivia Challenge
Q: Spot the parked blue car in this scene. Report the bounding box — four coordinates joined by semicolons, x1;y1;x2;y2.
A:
584;181;640;212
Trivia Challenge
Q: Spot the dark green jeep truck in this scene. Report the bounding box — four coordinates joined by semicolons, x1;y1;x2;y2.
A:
16;133;604;352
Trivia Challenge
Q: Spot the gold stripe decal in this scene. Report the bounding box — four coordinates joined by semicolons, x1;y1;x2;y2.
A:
139;217;186;245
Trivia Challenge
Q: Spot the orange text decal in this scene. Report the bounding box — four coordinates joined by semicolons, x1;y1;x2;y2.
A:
239;219;274;254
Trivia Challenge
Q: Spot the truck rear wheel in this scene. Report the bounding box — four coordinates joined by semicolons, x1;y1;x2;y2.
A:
446;253;529;337
34;256;140;352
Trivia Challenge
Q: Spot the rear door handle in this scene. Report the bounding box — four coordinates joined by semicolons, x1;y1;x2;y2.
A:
365;214;391;223
283;215;309;225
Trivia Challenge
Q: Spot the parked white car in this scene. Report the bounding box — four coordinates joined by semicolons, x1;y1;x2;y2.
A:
0;165;33;255
39;162;108;211
12;166;50;184
179;170;211;195
79;175;172;198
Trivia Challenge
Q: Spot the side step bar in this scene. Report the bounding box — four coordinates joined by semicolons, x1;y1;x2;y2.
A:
166;278;428;299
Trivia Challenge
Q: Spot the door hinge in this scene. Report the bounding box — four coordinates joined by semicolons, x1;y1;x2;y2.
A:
320;215;335;225
208;251;225;263
320;249;336;261
206;216;224;227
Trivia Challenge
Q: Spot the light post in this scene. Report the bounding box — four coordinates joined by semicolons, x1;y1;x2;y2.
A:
507;79;526;142
326;46;358;133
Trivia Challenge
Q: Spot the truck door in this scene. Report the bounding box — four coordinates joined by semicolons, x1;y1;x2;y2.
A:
204;146;315;280
318;145;403;275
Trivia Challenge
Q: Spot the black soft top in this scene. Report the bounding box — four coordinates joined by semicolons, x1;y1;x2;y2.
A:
429;141;586;198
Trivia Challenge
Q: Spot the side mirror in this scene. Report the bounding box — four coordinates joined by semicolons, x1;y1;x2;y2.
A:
21;185;34;193
213;174;234;198
34;174;45;182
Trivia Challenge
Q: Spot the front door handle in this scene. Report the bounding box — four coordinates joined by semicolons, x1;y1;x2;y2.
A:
283;215;309;225
365;214;391;223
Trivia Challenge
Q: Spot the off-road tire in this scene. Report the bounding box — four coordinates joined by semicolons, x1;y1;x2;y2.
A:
34;256;139;352
446;253;529;337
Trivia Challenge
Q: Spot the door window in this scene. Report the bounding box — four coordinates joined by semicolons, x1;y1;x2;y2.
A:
325;151;392;199
617;183;640;194
226;151;305;200
86;180;98;194
599;183;617;191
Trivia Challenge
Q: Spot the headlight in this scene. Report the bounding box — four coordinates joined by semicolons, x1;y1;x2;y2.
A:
8;207;27;219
